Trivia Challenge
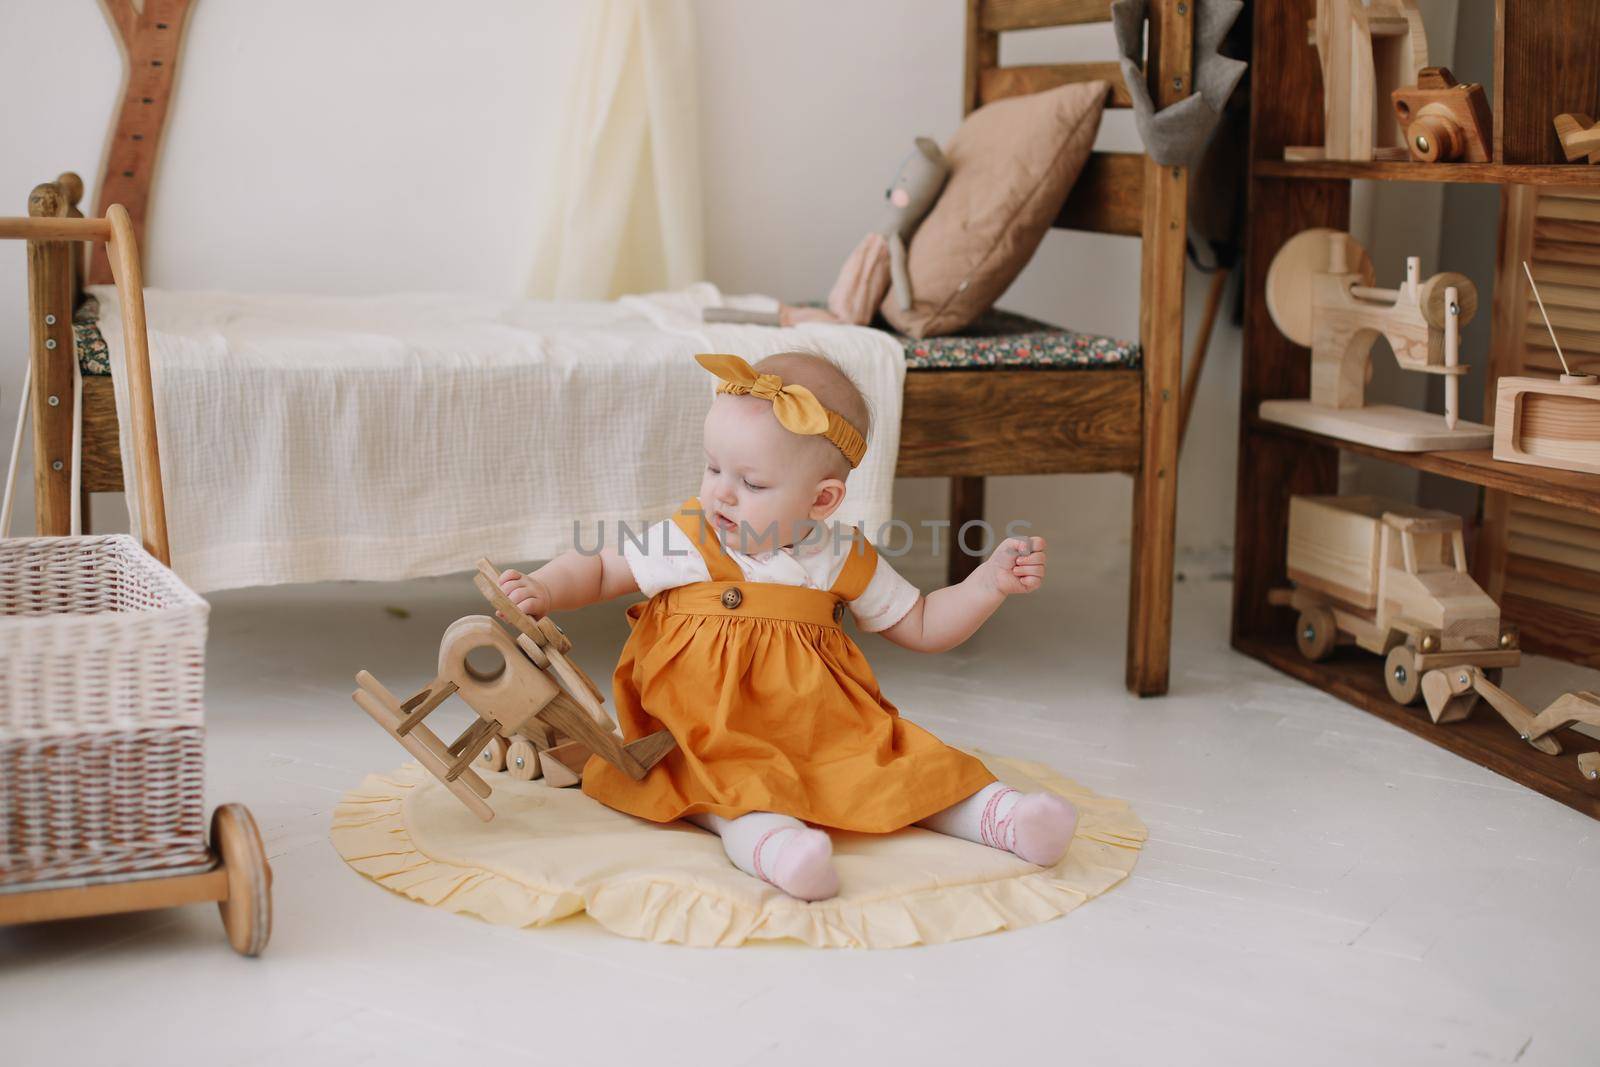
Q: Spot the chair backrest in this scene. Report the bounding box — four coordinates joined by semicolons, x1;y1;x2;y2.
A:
964;0;1148;237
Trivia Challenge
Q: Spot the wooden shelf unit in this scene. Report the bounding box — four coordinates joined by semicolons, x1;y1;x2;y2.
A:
1256;159;1600;186
1249;419;1600;517
1234;0;1600;817
1237;633;1600;820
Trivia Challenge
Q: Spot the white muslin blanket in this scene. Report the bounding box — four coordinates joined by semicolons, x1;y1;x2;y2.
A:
93;283;905;593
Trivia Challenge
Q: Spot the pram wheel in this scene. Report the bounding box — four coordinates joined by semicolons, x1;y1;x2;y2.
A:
212;804;272;957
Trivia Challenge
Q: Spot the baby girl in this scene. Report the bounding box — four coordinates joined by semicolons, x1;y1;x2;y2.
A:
497;350;1077;902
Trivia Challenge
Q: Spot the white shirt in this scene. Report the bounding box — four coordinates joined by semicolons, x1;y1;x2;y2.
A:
620;517;921;633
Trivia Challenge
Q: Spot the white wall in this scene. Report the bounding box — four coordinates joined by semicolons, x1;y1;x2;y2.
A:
2;1;1247;579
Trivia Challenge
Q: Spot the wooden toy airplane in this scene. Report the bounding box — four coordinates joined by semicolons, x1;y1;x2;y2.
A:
1554;113;1600;165
351;559;676;821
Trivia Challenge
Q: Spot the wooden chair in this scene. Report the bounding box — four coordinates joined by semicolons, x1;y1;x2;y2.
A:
22;0;1192;695
896;0;1192;695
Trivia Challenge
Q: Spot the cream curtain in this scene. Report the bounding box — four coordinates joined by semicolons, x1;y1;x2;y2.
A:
527;0;704;299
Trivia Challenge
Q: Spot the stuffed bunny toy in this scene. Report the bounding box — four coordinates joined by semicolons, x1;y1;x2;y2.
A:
703;138;950;327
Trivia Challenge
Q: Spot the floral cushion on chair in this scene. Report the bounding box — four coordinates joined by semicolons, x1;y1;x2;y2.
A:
889;307;1141;371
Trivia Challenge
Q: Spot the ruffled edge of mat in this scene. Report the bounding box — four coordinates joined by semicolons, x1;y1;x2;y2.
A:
330;752;1147;949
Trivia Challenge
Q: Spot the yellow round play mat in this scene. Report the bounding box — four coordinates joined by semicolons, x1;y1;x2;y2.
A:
330;748;1145;949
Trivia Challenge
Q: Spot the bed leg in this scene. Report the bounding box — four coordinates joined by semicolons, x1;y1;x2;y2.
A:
947;476;985;587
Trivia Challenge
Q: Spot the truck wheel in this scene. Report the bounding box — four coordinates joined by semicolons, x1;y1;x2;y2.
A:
1385;646;1422;705
506;740;542;782
478;735;510;773
1295;608;1337;661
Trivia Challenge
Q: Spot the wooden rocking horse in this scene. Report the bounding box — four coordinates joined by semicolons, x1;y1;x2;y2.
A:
351;559;676;821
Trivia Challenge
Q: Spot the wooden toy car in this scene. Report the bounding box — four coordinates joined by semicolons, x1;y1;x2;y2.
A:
351;559;676;821
1270;495;1520;710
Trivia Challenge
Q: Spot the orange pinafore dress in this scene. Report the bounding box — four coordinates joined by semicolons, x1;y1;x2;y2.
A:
580;497;998;833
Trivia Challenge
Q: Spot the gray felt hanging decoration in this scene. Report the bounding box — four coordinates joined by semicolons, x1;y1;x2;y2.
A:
1112;0;1248;167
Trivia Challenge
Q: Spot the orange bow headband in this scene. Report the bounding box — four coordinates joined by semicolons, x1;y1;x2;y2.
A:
695;354;867;469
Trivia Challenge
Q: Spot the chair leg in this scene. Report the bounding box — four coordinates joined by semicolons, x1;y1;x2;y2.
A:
1127;111;1189;696
947;476;985;586
1127;450;1178;696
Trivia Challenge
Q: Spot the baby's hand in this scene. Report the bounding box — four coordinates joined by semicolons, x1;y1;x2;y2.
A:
982;536;1046;596
497;569;553;619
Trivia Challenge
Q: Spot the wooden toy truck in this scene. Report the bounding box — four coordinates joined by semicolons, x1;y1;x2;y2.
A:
1270;495;1520;710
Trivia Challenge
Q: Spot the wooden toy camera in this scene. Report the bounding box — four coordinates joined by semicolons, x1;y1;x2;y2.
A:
1391;67;1492;163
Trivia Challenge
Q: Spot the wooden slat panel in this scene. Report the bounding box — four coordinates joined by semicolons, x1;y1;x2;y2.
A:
1523;298;1600;333
1522;281;1600;310
1527;260;1600;287
83;374;123;492
1055;152;1143;235
978;62;1131;108
1531;239;1600;268
1503;579;1600;620
1523;322;1600;355
1501;591;1600;668
896;368;1142;477
1538;196;1600;223
1507;533;1600;574
1524;349;1600;377
1513;496;1600;531
1506;553;1600;599
1533;217;1600;246
980;0;1113;32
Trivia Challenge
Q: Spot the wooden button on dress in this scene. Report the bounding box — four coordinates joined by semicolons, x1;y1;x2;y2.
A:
721;587;743;610
833;601;845;623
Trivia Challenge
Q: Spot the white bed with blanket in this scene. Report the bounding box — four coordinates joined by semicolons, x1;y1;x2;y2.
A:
91;283;905;593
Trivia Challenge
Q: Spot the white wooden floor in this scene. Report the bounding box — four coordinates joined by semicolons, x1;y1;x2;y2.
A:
3;562;1597;1067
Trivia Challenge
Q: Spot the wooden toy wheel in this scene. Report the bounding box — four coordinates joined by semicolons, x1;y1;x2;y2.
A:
1385;646;1422;706
1294;607;1337;662
1418;272;1478;329
1266;228;1374;346
478;734;510;773
212;804;272;957
506;739;542;781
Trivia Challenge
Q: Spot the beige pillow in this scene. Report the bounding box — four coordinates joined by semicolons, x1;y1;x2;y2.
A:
883;81;1109;339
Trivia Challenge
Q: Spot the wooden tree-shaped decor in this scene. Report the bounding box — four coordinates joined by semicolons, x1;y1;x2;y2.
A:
88;0;198;286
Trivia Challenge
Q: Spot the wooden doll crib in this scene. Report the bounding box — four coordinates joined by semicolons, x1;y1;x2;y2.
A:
22;0;1193;695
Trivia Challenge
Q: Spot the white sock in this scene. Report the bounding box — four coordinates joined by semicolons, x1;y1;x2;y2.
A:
915;782;1078;867
685;810;840;901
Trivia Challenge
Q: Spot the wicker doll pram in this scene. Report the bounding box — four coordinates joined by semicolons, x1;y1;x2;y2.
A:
0;204;270;955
